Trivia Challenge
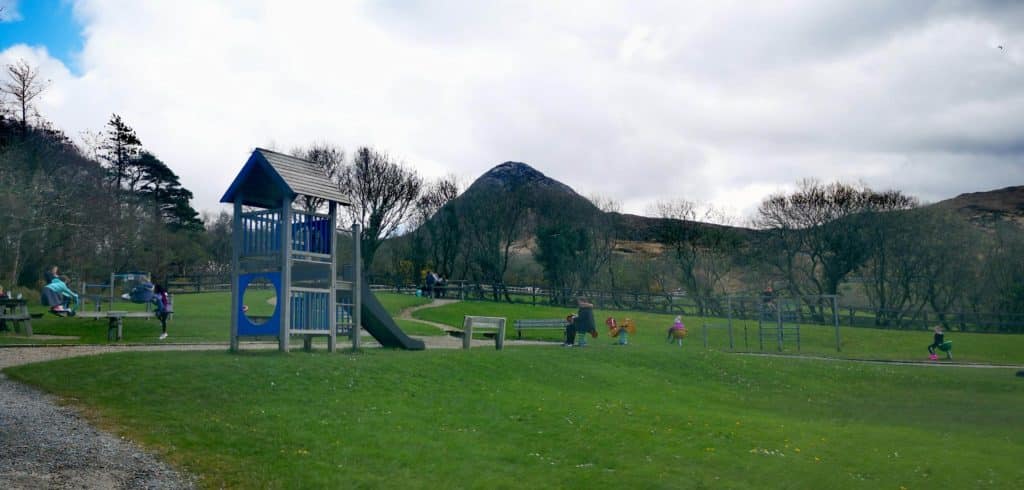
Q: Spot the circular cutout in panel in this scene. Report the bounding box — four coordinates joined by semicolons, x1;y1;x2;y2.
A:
242;277;277;325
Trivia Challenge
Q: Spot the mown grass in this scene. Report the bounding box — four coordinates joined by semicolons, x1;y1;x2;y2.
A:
413;302;1024;365
6;346;1023;489
0;292;432;345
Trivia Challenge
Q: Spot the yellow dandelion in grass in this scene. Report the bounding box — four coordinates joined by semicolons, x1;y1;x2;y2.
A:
814;457;820;462
705;447;716;452
795;448;801;453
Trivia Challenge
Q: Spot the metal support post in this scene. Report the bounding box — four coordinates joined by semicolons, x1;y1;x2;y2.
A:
230;198;242;352
279;199;292;352
352;223;362;350
328;201;338;353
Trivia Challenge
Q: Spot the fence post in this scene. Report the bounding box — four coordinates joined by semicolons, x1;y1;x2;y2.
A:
462;317;473;349
728;319;734;351
833;296;841;352
776;300;783;352
726;296;734;351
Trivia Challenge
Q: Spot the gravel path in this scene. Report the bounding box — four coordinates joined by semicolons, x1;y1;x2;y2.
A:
0;343;226;489
0;372;196;489
0;344;260;489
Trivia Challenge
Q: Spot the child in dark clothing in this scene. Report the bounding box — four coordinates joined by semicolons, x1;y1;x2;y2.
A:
927;325;947;360
563;313;577;347
152;283;172;340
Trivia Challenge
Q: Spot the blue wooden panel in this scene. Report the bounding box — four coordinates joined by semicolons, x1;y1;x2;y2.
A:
237;272;281;337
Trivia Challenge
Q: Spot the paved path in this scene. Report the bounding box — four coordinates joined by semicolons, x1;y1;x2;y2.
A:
396;298;556;348
398;299;460;332
736;351;1024;369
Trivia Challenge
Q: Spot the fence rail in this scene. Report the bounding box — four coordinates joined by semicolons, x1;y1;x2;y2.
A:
171;273;1024;333
367;278;1024;333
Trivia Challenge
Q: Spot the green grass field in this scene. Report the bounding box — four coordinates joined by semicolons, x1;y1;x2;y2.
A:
4;293;1024;487
6;291;1021;365
0;292;432;345
413;301;1024;365
5;346;1023;488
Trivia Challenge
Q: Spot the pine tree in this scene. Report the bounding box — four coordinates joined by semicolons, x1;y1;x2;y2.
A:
100;114;142;192
137;151;203;232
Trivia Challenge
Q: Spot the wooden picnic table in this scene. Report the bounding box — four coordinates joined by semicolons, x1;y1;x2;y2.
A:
75;310;155;341
0;298;33;336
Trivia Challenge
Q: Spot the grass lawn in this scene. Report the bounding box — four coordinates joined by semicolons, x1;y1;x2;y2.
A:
0;292;432;345
6;346;1023;489
413;301;1024;365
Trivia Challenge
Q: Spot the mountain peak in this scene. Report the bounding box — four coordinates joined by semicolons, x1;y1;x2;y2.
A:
469;161;577;195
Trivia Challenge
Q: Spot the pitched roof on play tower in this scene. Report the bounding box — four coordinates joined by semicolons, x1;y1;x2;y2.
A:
220;148;351;208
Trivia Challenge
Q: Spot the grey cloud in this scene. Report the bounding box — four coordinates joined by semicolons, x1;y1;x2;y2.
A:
12;1;1024;219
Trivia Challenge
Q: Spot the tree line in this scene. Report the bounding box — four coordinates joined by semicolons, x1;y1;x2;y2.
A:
0;59;205;289
3;59;1020;331
284;139;1023;331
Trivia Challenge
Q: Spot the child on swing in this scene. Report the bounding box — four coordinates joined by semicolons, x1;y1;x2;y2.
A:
41;266;79;316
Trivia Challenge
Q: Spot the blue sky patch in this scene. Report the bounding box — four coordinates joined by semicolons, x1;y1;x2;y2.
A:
0;0;83;73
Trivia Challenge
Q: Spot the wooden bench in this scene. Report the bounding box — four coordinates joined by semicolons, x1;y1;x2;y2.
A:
462;316;507;350
512;318;568;339
0;299;33;336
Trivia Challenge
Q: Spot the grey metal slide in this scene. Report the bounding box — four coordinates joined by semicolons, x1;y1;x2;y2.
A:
359;281;425;350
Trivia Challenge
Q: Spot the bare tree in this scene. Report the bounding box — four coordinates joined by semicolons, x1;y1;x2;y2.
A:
653;199;740;315
341;147;423;272
411;175;462;278
289;142;346;213
77;129;105;162
755;179;917;318
461;189;529;301
533;195;614;304
1;59;50;133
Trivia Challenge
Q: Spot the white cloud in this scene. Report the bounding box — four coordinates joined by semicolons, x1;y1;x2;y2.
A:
0;0;21;23
4;0;1023;221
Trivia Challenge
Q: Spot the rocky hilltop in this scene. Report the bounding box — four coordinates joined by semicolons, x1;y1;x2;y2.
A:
929;185;1024;228
430;161;1024;241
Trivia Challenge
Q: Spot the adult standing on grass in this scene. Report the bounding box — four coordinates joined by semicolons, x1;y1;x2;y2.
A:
575;298;596;346
425;270;436;298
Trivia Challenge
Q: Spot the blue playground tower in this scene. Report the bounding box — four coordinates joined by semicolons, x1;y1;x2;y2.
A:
221;148;353;352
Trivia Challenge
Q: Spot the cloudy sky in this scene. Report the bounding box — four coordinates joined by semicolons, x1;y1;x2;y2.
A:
2;0;1022;222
